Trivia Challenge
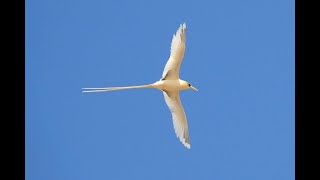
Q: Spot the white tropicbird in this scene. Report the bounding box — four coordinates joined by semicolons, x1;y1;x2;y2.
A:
82;23;198;149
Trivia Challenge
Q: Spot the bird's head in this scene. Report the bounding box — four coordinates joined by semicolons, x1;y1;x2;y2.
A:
185;81;198;91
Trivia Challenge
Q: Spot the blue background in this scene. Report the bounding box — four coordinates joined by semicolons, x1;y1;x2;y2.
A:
26;0;294;179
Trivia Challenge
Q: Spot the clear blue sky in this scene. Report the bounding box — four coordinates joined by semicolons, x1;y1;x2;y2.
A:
26;0;294;179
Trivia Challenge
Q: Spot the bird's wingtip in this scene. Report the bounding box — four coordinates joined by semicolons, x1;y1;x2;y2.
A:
181;23;186;30
181;139;191;149
185;143;191;149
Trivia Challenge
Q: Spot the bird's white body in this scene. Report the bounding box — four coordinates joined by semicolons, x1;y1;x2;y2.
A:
83;23;197;149
152;79;189;92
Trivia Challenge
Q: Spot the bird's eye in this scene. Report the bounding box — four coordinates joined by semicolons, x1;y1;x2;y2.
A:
187;83;191;87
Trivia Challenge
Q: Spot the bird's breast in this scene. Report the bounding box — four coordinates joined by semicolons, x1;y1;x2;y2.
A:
162;80;182;92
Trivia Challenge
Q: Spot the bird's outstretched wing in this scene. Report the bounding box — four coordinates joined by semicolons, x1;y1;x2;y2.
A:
163;91;190;149
162;23;186;80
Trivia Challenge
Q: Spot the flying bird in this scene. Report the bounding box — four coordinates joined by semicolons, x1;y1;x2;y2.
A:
82;23;198;149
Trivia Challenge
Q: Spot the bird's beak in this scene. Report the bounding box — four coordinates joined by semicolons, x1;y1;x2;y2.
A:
191;86;198;91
